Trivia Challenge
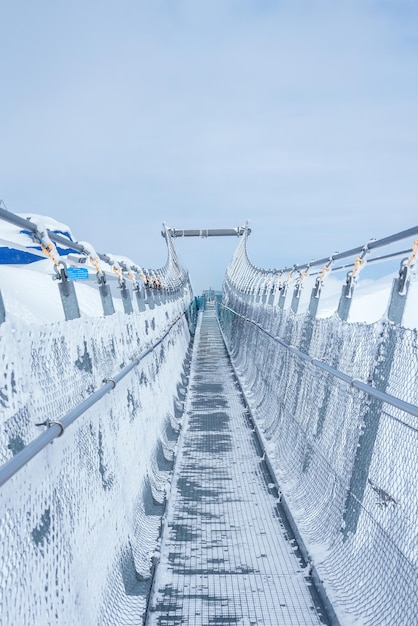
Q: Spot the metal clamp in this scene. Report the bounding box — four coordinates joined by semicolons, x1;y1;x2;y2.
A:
344;239;374;295
314;253;338;298
103;377;116;389
398;259;410;295
49;420;65;437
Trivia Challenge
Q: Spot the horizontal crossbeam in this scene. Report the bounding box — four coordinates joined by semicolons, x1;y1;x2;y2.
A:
163;226;250;238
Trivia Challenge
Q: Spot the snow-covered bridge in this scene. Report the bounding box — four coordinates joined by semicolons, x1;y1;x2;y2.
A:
147;305;329;626
0;209;417;626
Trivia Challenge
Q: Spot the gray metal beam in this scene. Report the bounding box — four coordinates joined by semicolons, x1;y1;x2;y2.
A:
266;226;418;274
163;227;250;238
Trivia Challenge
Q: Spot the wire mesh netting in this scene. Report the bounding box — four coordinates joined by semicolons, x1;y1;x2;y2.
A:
0;296;191;626
221;275;418;626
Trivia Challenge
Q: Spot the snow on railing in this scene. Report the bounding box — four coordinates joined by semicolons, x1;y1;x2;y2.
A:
226;222;418;324
0;204;195;625
220;226;418;626
0;203;192;323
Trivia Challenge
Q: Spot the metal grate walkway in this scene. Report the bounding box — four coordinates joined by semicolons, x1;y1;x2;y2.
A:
146;308;329;626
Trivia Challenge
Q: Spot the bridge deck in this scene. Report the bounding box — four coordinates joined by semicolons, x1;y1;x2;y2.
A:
147;308;329;626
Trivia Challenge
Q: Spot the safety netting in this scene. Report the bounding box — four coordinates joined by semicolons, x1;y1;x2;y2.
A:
0;287;192;625
221;233;418;626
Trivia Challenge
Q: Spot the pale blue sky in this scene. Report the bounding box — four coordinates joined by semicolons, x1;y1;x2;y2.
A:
1;1;418;292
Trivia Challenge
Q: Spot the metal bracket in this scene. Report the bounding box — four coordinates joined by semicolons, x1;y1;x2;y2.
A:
343;239;374;297
398;259;409;295
96;272;107;286
313;253;338;299
35;419;65;437
49;420;65;437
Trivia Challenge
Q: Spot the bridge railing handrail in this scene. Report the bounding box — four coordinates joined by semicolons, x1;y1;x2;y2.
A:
220;303;418;421
0;204;189;288
242;224;418;276
0;312;186;489
293;225;418;273
0;204;86;254
0;204;195;322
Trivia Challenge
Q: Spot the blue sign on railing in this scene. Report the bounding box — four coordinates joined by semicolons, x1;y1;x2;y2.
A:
67;267;89;280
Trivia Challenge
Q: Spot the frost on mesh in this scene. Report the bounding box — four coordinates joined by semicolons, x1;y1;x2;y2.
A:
0;299;191;625
220;285;418;626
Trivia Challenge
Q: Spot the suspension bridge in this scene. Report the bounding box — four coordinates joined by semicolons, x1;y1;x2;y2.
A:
0;205;417;625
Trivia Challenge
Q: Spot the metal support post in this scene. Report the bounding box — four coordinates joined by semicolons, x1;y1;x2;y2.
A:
387;261;411;325
308;286;320;318
135;285;146;312
146;287;155;309
291;283;302;314
343;259;413;530
267;283;276;306
278;284;288;310
57;270;81;320
153;288;161;306
119;284;133;315
255;281;262;304
337;278;355;321
98;279;115;316
0;289;5;324
261;279;270;304
342;323;398;537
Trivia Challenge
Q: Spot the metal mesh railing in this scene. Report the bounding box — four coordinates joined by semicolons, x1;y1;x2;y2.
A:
220;232;418;626
0;290;192;625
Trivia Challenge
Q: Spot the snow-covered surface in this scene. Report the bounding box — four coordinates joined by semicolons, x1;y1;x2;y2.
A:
0;213;75;248
1;212;417;625
0;300;192;625
0;213;417;328
0;215;194;625
221;276;418;626
0;213;76;266
149;309;326;625
265;271;418;329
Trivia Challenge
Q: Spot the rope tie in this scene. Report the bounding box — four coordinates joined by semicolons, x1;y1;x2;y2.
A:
407;238;418;265
40;241;61;268
89;255;102;275
351;240;373;279
127;271;138;287
300;269;309;281
319;263;331;282
285;272;293;285
352;254;366;277
298;262;312;284
112;264;123;282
